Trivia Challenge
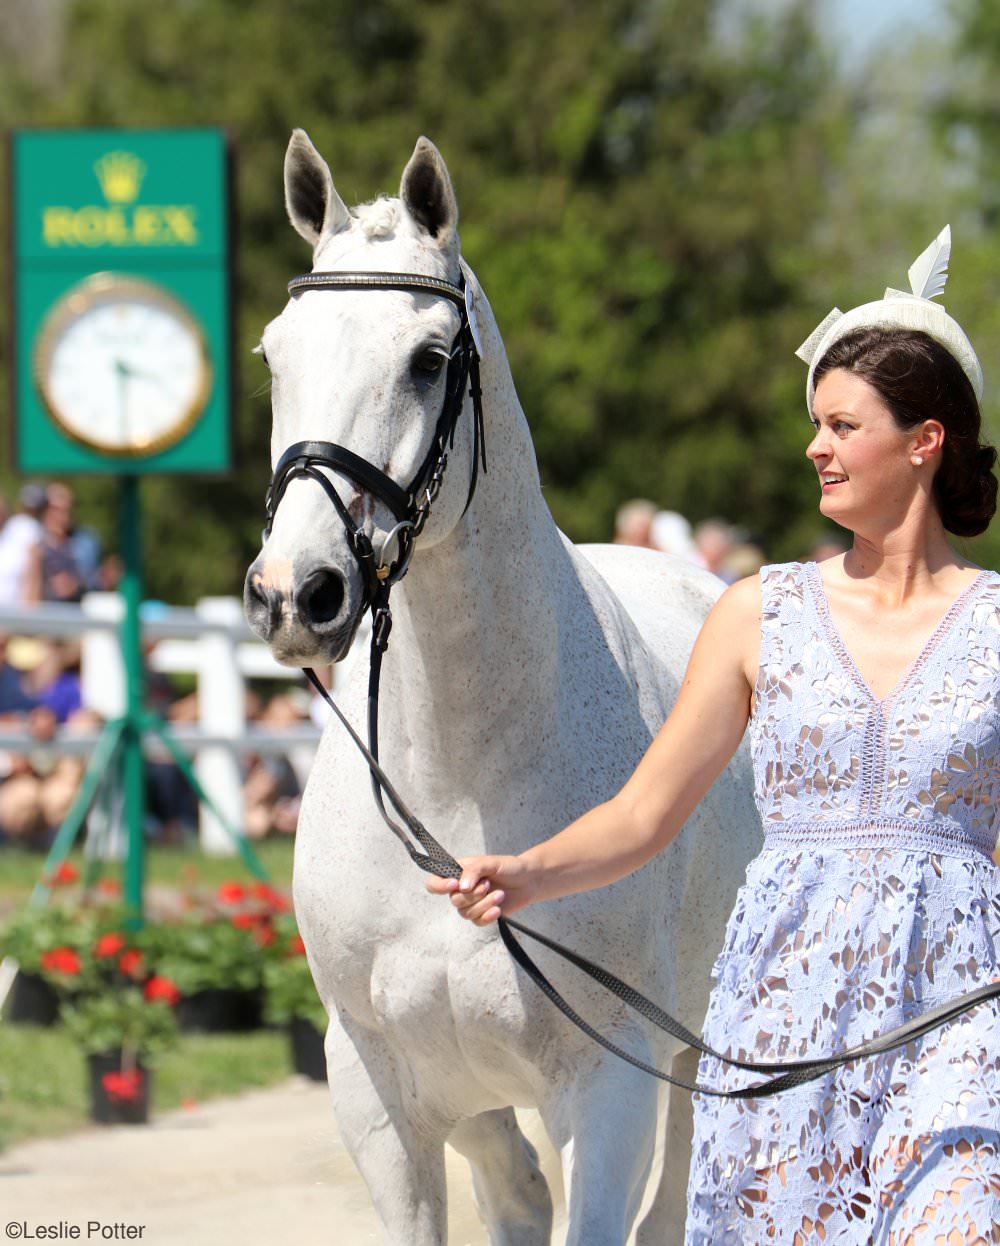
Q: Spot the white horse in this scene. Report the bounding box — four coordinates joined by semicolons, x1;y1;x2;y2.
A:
244;130;760;1246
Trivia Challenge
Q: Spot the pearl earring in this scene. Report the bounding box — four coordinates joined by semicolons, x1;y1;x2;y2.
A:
912;456;923;466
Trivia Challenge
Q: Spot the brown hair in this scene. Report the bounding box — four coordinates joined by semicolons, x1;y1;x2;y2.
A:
813;327;997;537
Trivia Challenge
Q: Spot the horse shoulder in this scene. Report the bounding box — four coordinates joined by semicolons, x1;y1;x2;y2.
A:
569;540;723;666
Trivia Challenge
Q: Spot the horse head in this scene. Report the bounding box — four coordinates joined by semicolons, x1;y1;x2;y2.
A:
244;130;483;666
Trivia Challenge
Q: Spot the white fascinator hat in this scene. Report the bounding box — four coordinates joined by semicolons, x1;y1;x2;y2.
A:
795;225;983;410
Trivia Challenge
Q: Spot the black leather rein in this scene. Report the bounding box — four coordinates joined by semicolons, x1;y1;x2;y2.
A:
268;267;1000;1100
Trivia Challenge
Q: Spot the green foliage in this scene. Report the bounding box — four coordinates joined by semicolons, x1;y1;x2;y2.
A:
146;915;264;994
1;0;995;581
261;916;326;1029
3;900;184;1060
60;987;178;1059
0;0;858;586
0;904;88;975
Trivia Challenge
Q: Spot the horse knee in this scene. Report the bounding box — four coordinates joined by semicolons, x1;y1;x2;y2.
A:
448;1109;553;1245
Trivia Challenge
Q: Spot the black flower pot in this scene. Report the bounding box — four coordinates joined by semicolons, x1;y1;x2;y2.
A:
4;971;60;1025
289;1016;326;1081
177;987;263;1033
87;1051;150;1125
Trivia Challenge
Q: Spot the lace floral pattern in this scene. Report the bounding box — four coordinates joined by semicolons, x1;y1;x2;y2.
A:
686;562;1000;1245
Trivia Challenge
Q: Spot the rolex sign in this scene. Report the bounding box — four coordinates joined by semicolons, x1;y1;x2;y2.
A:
42;149;200;249
10;127;232;475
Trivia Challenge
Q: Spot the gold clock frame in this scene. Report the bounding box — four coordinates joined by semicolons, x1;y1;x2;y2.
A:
32;271;213;457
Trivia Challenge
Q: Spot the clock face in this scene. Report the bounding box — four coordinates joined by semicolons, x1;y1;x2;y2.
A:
33;273;212;456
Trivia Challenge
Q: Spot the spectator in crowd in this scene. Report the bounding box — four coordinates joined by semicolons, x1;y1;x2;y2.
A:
693;518;737;579
0;632;40;717
0;706;98;849
243;693;306;839
28;639;83;724
0;483;45;607
612;498;658;548
40;483;93;603
719;541;767;581
650;509;702;563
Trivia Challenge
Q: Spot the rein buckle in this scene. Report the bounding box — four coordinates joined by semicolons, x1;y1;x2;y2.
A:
373;606;393;653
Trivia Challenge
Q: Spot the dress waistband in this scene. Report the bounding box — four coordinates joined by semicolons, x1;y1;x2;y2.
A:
761;817;997;860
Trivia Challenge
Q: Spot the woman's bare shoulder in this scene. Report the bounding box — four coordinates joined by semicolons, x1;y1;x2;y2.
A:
693;574;763;689
715;573;763;622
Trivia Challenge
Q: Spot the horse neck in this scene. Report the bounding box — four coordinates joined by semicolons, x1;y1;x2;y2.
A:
382;308;571;788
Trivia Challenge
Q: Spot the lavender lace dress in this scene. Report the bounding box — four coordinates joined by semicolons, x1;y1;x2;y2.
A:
685;562;1000;1245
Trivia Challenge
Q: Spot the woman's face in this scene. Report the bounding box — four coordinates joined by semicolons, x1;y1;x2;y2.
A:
806;368;924;531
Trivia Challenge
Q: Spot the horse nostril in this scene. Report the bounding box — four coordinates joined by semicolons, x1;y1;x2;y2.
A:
297;568;346;626
244;574;282;638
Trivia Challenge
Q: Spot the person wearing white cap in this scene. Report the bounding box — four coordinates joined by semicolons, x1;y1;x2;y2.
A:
428;226;1000;1241
0;483;45;606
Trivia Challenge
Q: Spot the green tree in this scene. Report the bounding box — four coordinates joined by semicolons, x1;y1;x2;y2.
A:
0;0;874;598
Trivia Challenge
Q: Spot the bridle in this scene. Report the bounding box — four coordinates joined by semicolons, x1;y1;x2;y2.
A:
262;264;1000;1100
264;269;486;610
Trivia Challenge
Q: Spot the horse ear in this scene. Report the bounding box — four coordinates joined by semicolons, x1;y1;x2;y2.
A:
284;129;351;249
400;137;458;244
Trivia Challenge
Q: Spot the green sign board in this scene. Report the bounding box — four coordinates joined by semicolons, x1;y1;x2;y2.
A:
10;128;232;474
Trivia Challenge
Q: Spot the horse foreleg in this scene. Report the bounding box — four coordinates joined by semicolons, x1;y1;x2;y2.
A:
542;1052;659;1245
447;1107;553;1245
634;1046;698;1246
325;1013;449;1246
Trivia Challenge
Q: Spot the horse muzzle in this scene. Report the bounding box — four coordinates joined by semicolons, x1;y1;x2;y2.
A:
243;556;362;666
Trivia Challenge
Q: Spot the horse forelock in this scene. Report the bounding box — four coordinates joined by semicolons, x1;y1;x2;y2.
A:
312;195;461;277
353;195;402;240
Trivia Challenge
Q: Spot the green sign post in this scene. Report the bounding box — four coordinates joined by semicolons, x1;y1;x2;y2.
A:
8;129;246;927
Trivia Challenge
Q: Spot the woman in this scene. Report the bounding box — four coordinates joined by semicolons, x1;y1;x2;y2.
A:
428;229;1000;1243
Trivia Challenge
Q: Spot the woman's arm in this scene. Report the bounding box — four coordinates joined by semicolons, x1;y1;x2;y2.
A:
426;574;761;924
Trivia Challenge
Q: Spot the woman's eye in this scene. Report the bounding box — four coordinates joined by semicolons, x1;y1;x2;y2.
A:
413;348;446;376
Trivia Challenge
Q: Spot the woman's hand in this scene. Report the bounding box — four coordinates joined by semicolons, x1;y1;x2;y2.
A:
426;854;536;925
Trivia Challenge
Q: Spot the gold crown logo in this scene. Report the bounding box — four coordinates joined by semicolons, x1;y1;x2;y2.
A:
93;150;146;204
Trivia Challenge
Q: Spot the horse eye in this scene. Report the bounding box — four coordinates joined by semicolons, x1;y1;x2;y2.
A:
413;348;446;376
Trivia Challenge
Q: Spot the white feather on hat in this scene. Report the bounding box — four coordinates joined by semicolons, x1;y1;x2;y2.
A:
795;226;983;410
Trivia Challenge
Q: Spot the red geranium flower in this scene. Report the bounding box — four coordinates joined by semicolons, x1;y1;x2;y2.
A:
231;912;257;930
249;882;290;912
144;975;181;1006
216;881;245;905
41;947;81;975
289;935;307;956
46;861;78;887
252;922;277;949
117;948;144;978
94;933;126;958
101;1069;144;1102
96;877;122;898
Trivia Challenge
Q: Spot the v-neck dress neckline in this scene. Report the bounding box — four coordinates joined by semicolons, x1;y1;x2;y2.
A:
802;561;990;707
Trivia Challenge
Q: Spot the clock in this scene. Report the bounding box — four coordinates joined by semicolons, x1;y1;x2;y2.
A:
33;272;212;456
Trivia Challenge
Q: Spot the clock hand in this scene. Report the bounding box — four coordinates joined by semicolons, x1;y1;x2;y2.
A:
114;358;131;443
115;358;168;390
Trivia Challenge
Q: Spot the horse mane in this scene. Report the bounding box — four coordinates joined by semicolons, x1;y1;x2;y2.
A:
352;195;402;240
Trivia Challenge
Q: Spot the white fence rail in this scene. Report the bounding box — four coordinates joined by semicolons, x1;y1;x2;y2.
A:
0;592;325;854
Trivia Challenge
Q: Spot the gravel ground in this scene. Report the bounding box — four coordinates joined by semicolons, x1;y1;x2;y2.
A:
0;1078;571;1245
